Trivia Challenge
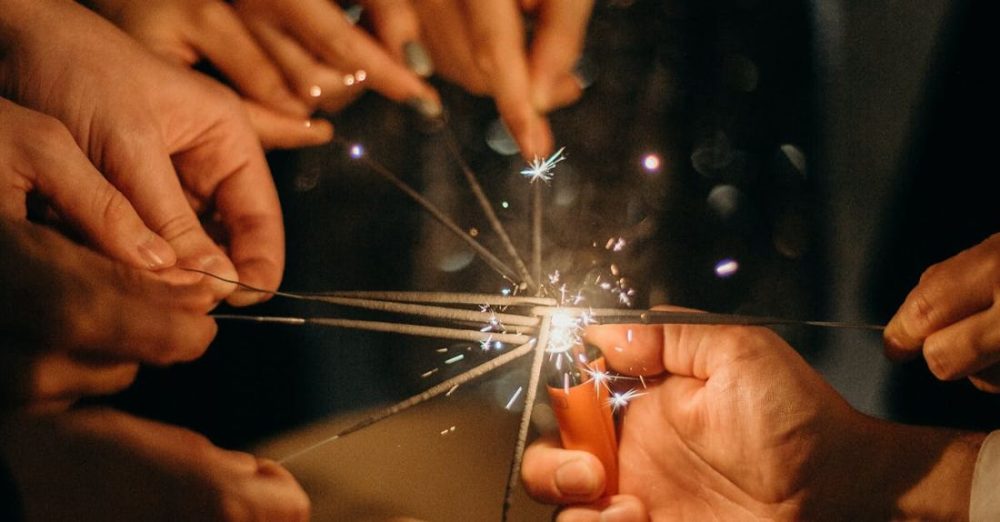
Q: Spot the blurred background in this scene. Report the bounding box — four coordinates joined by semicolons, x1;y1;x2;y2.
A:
104;0;998;518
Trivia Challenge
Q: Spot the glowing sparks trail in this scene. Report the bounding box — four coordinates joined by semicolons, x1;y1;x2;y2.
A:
519;147;566;184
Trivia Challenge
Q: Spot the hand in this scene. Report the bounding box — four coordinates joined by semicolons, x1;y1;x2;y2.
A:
885;233;1000;393
411;0;594;158
83;0;334;150
0;408;309;521
231;0;441;116
0;97;177;270
0;220;216;412
521;310;985;520
1;0;284;306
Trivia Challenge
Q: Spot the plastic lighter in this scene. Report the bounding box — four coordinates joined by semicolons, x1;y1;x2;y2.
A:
545;357;619;495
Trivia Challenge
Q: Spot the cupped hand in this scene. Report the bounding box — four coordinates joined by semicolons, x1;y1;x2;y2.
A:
0;220;217;412
232;0;441;116
0;408;309;522
885;232;1000;392
522;309;984;520
1;0;284;305
412;0;594;158
84;0;333;150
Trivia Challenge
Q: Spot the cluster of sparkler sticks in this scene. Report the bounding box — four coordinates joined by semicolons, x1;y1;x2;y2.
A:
206;120;884;519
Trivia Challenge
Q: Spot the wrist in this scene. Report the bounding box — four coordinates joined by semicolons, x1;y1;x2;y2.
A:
861;415;984;521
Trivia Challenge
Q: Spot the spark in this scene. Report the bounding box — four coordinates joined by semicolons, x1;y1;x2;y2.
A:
445;385;459;397
440;426;456;436
421;368;439;378
520;147;566;184
479;335;493;351
608;388;645;413
582;366;613;394
349;143;364;159
605;237;627;252
445;354;465;365
505;386;524;410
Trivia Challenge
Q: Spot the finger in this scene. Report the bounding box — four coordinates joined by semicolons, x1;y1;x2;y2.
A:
241;17;360;109
522;436;605;504
242;101;333;150
363;0;434;77
461;1;551;158
586;306;784;380
65;263;219;365
163;93;285;305
528;0;593;112
884;238;1000;358
31;137;177;271
276;0;441;111
970;365;1000;394
407;0;485;93
0;100;177;270
244;458;311;521
188;1;307;116
556;495;648;522
99;126;239;300
29;352;140;404
922;305;1000;381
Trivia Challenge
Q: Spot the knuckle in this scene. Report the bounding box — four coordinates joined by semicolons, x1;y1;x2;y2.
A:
905;289;938;334
93;184;134;229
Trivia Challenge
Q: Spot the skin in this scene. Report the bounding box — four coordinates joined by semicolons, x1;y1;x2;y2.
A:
411;0;595;159
83;0;334;150
0;220;216;412
0;408;309;522
231;0;441;114
522;312;985;521
885;232;1000;392
0;98;175;270
0;0;284;306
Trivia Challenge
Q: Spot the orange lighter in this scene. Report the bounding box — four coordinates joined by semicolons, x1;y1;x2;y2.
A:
546;356;619;495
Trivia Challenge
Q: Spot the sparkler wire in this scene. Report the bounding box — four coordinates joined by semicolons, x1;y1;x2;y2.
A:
212;314;533;345
351;148;522;283
531;182;543;285
502;315;552;520
321;290;557;307
442;128;537;290
278;339;537;464
531;307;885;331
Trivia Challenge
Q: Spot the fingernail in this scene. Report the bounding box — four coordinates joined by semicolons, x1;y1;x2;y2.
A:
554;458;599;496
137;236;173;270
403;41;434;78
406;97;443;119
600;503;632;522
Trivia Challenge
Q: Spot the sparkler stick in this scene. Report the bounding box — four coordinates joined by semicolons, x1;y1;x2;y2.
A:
350;146;522;283
321;290;557;307
502;315;552;519
212;314;533;344
442;129;537;290
278;339;537;464
186;269;542;327
531;307;885;331
532;182;543;286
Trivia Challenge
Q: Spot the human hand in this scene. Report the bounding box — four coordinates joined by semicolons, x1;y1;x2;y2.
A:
522;310;985;520
885;233;1000;393
0;408;309;521
83;0;334;150
0;220;216;413
231;0;441;116
1;0;284;306
411;0;594;158
0;97;178;270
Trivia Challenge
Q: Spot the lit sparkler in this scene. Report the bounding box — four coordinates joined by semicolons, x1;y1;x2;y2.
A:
519;146;566;184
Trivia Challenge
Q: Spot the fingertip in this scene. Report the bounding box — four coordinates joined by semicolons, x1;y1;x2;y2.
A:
226;257;283;307
554;455;604;500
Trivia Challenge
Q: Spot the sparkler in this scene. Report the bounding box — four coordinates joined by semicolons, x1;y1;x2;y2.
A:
203;128;884;520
